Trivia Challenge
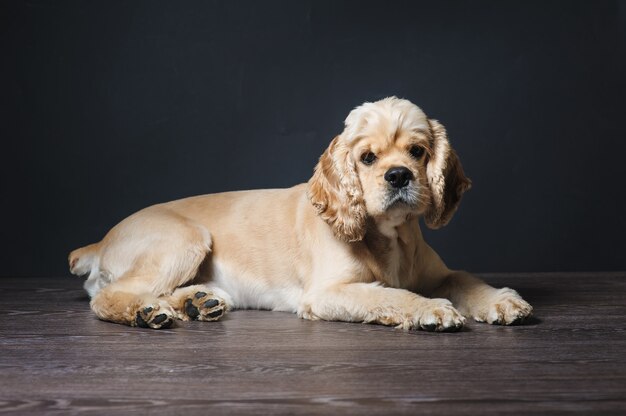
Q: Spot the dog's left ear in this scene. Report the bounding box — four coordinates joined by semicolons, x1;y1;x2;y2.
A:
424;119;472;229
307;136;367;242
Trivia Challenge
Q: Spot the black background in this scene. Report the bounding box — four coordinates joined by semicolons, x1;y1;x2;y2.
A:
2;0;625;277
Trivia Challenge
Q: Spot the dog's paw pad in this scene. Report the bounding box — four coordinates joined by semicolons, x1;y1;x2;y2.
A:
207;309;224;319
184;299;200;319
135;306;173;329
184;291;226;322
152;313;169;325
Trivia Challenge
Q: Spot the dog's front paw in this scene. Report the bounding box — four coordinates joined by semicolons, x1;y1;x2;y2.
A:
415;298;465;332
134;303;174;329
475;288;533;325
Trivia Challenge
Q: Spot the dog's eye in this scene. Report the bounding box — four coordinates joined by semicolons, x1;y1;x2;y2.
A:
409;145;425;159
360;151;377;165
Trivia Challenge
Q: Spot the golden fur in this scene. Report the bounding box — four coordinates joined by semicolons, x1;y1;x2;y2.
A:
69;97;532;330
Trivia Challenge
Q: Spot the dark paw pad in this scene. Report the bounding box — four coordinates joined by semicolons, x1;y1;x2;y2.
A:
184;291;226;321
136;311;150;328
135;307;173;329
185;299;200;319
208;309;223;319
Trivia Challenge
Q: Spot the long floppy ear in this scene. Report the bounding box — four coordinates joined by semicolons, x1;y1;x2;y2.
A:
307;136;367;242
424;119;472;229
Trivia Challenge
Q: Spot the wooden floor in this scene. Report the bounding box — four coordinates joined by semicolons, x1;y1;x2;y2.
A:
1;273;625;415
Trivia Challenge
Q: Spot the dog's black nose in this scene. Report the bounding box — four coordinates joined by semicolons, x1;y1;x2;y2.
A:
384;167;413;189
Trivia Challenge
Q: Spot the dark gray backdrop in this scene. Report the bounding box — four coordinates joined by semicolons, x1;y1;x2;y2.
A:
2;0;625;277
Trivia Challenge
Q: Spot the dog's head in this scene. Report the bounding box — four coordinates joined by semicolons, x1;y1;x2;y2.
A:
308;97;471;242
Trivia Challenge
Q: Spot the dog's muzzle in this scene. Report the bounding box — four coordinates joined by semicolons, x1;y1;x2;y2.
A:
383;185;420;211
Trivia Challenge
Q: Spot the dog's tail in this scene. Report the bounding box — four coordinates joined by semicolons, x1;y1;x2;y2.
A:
68;243;100;277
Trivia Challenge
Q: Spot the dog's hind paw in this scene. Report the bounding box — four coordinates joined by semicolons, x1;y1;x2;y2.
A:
184;291;226;322
134;305;174;329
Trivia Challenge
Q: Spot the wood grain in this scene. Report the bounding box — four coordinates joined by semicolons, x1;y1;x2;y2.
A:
1;273;625;415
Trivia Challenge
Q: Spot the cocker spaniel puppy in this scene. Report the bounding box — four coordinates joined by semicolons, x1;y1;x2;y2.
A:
69;97;532;330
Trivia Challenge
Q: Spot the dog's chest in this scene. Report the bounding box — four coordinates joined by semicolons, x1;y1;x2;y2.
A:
363;223;415;289
382;239;402;287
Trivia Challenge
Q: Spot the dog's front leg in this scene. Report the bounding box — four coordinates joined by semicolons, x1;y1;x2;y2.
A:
431;271;533;325
299;282;465;332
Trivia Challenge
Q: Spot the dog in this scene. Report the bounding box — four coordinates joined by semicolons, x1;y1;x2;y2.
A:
69;97;532;331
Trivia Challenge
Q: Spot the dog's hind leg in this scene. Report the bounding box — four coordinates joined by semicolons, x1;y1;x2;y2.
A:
90;277;178;329
84;210;212;329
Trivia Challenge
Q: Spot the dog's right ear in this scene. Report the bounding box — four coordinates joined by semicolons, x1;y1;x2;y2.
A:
307;136;367;242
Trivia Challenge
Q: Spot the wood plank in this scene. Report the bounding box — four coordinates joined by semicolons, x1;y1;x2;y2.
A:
0;274;625;414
